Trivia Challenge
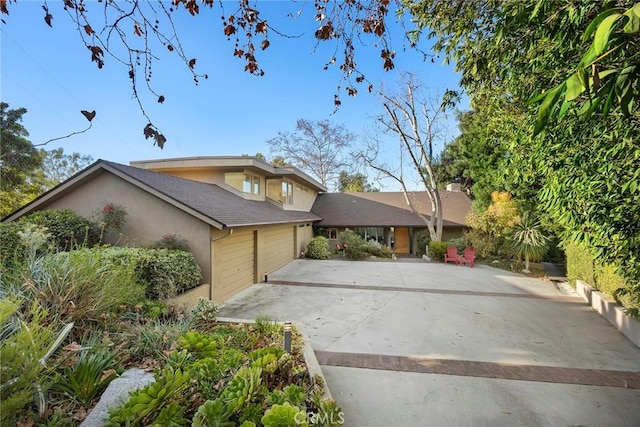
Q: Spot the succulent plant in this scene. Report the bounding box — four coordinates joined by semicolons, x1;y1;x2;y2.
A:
191;398;234;427
178;331;219;359
261;402;308;427
220;366;263;413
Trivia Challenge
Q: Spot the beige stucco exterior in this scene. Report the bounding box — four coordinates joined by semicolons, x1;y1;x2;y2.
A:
44;171;213;283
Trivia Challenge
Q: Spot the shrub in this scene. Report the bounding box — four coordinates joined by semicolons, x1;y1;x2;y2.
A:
152;233;190;251
32;249;145;334
428;241;449;261
448;237;468;252
94;202;128;233
94;247;201;300
366;240;393;258
0;222;25;272
21;209;100;251
415;230;431;257
0;298;56;425
305;236;332;259
338;230;368;260
50;342;121;405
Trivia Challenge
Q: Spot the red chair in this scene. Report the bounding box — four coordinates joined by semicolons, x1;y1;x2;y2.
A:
444;246;459;265
460;247;476;267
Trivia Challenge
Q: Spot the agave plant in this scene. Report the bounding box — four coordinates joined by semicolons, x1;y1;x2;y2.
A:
511;212;551;272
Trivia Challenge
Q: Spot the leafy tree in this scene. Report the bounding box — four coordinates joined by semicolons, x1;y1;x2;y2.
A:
408;0;639;296
41;147;94;185
266;119;356;189
359;74;459;241
337;171;378;193
0;103;44;217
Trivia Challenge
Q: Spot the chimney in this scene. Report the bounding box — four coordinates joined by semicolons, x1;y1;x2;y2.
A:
446;183;461;192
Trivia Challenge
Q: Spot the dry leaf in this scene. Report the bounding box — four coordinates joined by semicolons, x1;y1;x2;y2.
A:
81;110;96;122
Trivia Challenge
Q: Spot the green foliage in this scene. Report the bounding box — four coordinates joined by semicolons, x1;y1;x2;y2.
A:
565;242;639;317
249;347;285;375
151;402;188;427
365;240;393;258
254;316;283;340
95;202;128;234
261;402;308;427
49;344;120;405
415;230;431;257
0;102;44;217
179;331;220;359
21;209;100;251
338;230;368;260
93;247;202;300
0;299;56;426
127;318;193;362
305;236;332;260
189;297;219;325
0;221;26;272
219;366;263;413
192;398;234;427
40;147;93;187
465;192;520;258
310;395;344;427
107;365;191;426
152;233;190;251
427;241;449;262
337;171;378;192
511;212;550;270
32;249;144;333
266;385;307;407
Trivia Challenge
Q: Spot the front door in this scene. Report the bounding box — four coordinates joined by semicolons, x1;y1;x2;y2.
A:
394;227;410;254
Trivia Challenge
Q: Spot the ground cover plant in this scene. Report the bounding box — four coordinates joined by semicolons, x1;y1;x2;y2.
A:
2;224;342;426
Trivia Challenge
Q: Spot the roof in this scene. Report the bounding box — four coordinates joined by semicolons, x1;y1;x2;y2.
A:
3;160;320;228
130;156;327;192
311;191;471;228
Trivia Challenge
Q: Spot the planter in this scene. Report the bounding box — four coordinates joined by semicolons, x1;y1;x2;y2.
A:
576;280;640;349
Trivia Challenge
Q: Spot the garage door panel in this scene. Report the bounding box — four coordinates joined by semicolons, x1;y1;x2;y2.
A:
263;226;294;274
215;231;255;301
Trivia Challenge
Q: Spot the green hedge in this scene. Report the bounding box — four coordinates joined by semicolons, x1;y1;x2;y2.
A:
20;209;100;251
566;242;638;316
0;222;24;271
77;247;202;301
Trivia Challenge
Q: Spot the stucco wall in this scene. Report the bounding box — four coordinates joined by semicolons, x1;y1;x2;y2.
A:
45;171;212;284
286;183;318;212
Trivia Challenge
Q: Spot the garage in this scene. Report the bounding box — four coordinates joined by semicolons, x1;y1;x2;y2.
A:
262;225;295;275
213;229;256;302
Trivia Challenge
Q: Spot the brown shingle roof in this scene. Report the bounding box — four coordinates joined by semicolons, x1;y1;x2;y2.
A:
3;160;319;228
311;191;471;228
103;161;320;228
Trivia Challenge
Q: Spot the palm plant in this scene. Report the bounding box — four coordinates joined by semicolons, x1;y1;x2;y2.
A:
511;212;551;272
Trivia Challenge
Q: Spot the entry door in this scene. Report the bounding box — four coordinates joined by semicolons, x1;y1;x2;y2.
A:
394;227;410;254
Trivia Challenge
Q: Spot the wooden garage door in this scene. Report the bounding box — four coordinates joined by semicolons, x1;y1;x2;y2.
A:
214;231;255;301
263;225;294;274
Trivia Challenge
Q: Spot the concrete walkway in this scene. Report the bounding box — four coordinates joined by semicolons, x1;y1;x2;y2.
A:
218;259;640;426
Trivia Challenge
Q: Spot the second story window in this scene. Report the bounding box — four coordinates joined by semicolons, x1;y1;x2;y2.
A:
243;173;261;195
282;180;293;204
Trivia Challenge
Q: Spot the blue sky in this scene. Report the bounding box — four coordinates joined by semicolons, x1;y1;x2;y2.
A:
1;1;467;190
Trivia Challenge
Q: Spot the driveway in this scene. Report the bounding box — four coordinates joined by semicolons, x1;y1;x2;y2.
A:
218;259;640;426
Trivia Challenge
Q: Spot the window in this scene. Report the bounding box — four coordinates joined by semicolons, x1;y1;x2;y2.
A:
243;173;260;195
225;172;260;195
328;228;338;239
282;180;293;205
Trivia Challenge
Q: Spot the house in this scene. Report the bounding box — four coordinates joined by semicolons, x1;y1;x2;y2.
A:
3;156;472;302
312;190;471;254
3;157;324;302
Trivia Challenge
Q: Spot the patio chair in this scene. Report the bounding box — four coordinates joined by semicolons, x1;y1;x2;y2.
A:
444;246;459;265
460;247;476;267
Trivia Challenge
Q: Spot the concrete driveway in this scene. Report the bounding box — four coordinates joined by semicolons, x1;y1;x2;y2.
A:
218;259;640;426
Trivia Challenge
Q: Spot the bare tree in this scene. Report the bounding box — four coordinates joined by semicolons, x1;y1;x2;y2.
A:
359;74;459;241
266;119;356;189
